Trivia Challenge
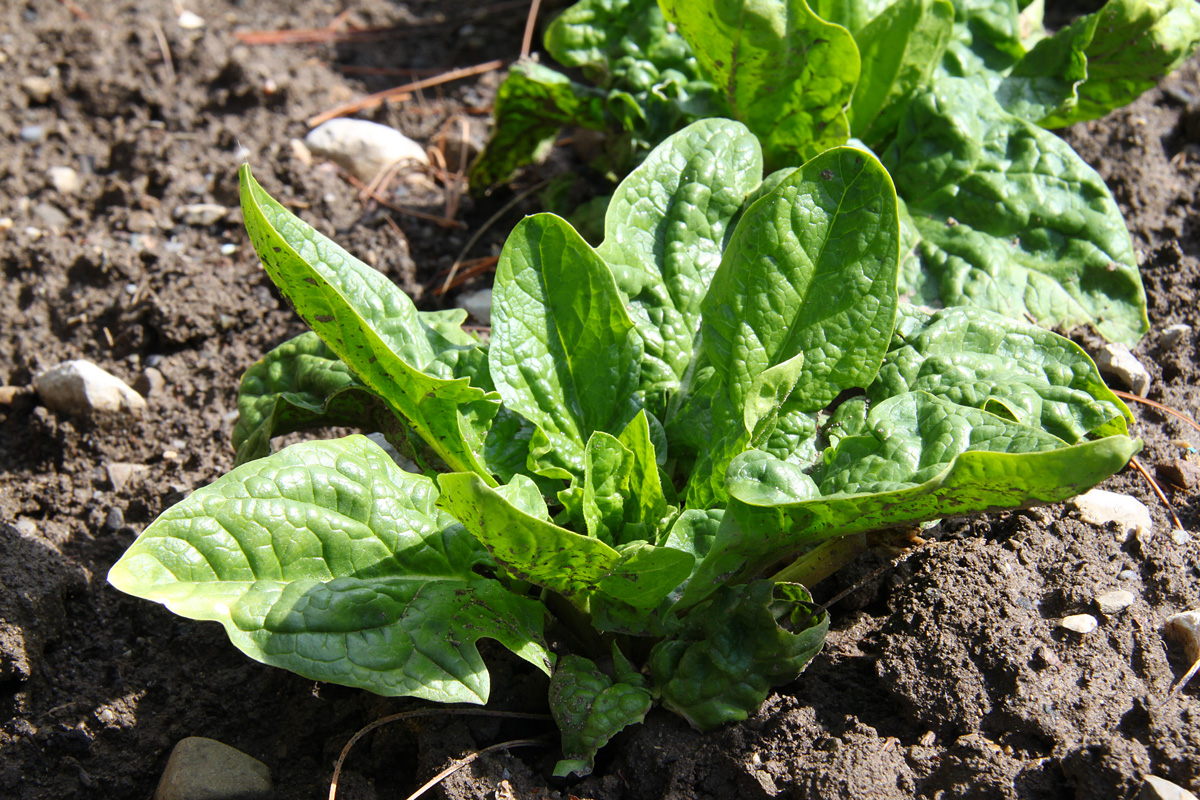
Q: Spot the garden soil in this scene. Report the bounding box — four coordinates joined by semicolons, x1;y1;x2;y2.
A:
1;2;1198;799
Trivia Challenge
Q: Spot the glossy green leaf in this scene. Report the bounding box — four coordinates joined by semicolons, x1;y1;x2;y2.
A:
660;0;860;169
649;581;827;729
685;146;899;505
231;332;399;466
470;62;607;189
684;432;1139;605
239;166;499;480
873;304;1132;442
704;146;899;414
490;213;644;478
940;0;1025;76
550;652;652;777
994;11;1095;122
582;413;673;546
598;119;762;403
107;435;550;702
847;0;956;145
1039;0;1200;128
883;77;1148;345
437;473;692;609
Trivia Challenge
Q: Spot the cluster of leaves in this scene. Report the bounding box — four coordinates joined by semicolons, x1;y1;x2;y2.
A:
109;120;1140;774
474;0;1200;346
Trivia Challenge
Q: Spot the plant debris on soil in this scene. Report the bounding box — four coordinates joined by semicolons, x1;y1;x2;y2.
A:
1;2;1198;799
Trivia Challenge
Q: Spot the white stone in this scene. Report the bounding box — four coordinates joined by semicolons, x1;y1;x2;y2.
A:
20;76;55;104
177;10;205;29
1095;590;1135;615
34;360;147;416
304;119;428;181
173;204;228;226
1140;775;1199;800
458;288;492;326
1070;489;1153;542
1060;614;1098;634
1160;323;1192;349
154;737;272;800
46;166;81;195
1095;342;1151;397
1171;529;1193;546
1165;610;1200;663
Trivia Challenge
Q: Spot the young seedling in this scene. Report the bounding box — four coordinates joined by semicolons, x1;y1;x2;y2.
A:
109;120;1139;774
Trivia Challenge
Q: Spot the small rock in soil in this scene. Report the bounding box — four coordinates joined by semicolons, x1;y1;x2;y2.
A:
1096;590;1136;615
177;10;205;29
1069;489;1153;542
1060;614;1099;634
1160;323;1193;349
1140;775;1198;800
1171;529;1193;545
20;124;45;143
1095;342;1152;397
106;462;149;493
20;75;55;104
154;737;272;800
458;288;492;325
34;360;147;416
305;119;429;182
133;367;166;398
126;209;157;233
174;203;228;227
1157;454;1199;491
1164;610;1200;663
46;166;81;195
33;202;69;229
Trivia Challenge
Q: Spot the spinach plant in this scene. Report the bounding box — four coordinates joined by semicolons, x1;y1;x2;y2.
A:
109;120;1139;775
475;0;1200;345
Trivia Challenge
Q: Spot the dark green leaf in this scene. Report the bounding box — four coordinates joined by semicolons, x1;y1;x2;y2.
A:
649;581;827;729
883;77;1148;344
550;653;652;777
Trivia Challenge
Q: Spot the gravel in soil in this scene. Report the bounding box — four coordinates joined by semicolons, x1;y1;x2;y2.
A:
1;2;1198;799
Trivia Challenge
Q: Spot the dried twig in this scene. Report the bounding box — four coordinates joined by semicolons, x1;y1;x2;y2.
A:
1112;389;1200;435
440;179;549;295
1129;455;1186;532
400;738;549;800
520;0;544;60
308;60;506;127
327;708;552;800
342;172;466;229
433;256;500;296
148;18;176;87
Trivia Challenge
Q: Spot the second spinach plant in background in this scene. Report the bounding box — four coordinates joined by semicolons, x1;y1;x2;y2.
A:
109;120;1139;776
475;0;1200;346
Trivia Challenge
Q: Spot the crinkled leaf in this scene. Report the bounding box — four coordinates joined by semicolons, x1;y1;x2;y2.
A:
550;653;652;777
437;473;692;609
490;213;644;479
470;62;607;189
940;0;1025;77
582;413;673;546
874;304;1132;442
231;332;400;466
994;11;1095;122
847;0;956;145
598;119;763;405
684;430;1139;605
883;77;1148;345
239;166;499;480
660;0;860;169
649;581;827;729
687;146;899;504
107;435;550;702
1039;0;1200;128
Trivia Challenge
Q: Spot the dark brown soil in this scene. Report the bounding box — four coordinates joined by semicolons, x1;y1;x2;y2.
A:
1;2;1198;799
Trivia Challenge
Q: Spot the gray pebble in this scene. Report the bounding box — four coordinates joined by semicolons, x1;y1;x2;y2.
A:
154;737;272;800
33;202;69;229
34;360;147;416
1095;589;1135;615
1161;323;1192;349
1095;342;1151;397
20;125;45;143
1139;775;1198;800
